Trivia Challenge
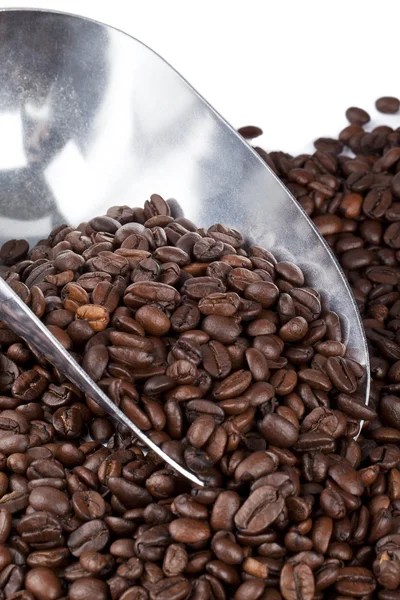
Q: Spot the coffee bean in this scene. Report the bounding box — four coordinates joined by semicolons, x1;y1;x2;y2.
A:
69;577;109;600
17;511;63;545
258;413;299;448
346;106;370;125
67;520;109;557
201;315;242;344
0;240;29;265
238;125;263;139
52;407;83;438
381;395;400;428
23;566;62;600
125;282;180;310
235;486;284;534
148;576;191;600
169;519;211;544
12;370;47;402
162;544;188;578
135;306;171;336
213;370;252;400
29;487;70;517
75;305;110;332
72;491;106;521
376;96;400;114
108;478;152;508
335;566;376;596
280;562;315;600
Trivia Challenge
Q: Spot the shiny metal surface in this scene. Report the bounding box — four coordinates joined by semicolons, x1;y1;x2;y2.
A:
0;277;204;486
0;10;369;436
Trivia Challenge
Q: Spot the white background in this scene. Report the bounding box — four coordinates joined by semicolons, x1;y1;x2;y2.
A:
2;0;400;154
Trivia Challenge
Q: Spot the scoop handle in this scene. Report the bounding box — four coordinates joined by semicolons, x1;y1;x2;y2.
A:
0;277;204;486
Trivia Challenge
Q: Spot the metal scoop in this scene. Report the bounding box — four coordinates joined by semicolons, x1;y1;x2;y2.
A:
0;9;370;484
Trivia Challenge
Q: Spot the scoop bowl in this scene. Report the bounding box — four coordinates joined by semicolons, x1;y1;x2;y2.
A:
0;9;370;476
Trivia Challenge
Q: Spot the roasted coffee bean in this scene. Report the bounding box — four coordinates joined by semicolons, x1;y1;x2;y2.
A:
376;96;400;114
125;282;180;310
75;305;110;332
238;125;263;139
17;511;63;545
0;239;29;265
29;487;70;517
235;486;284;533
201;341;232;379
68;577;109;600
280;562;314;600
169;519;211;544
67;520;109;557
24;566;63;600
52;407;83;438
258;413;299;448
162;544;188;577
72;491;106;521
346;106;371;125
108;478;152;508
335;566;376;596
12;370;47;402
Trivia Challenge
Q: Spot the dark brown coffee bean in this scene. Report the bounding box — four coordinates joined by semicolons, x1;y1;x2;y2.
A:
201;315;242;344
169;519;211;544
67;519;109;557
298;369;332;391
148;576;191;600
68;577;109;600
258;413;299;448
335;566;376;596
108;478;152;508
244;281;279;308
275;261;304;286
25;566;63;600
0;509;12;544
29;487;70;517
238;125;263;139
125;282;180;311
280;562;315;600
210;491;241;532
52;407;83;438
27;547;70;569
17;511;63;545
376;96;400;114
0;240;29;265
186;416;216;448
346;106;370;125
381;395;400;428
201;340;232;380
162;544;188;577
213;370;252;400
92;281;120;313
279;317;308;342
72;491;106;521
234;486;284;534
12;370;47;402
326;356;357;393
135;306;171;336
198;292;240;317
337;393;376;420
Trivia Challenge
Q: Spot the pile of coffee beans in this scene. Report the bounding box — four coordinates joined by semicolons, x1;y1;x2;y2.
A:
0;97;397;600
240;95;400;599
